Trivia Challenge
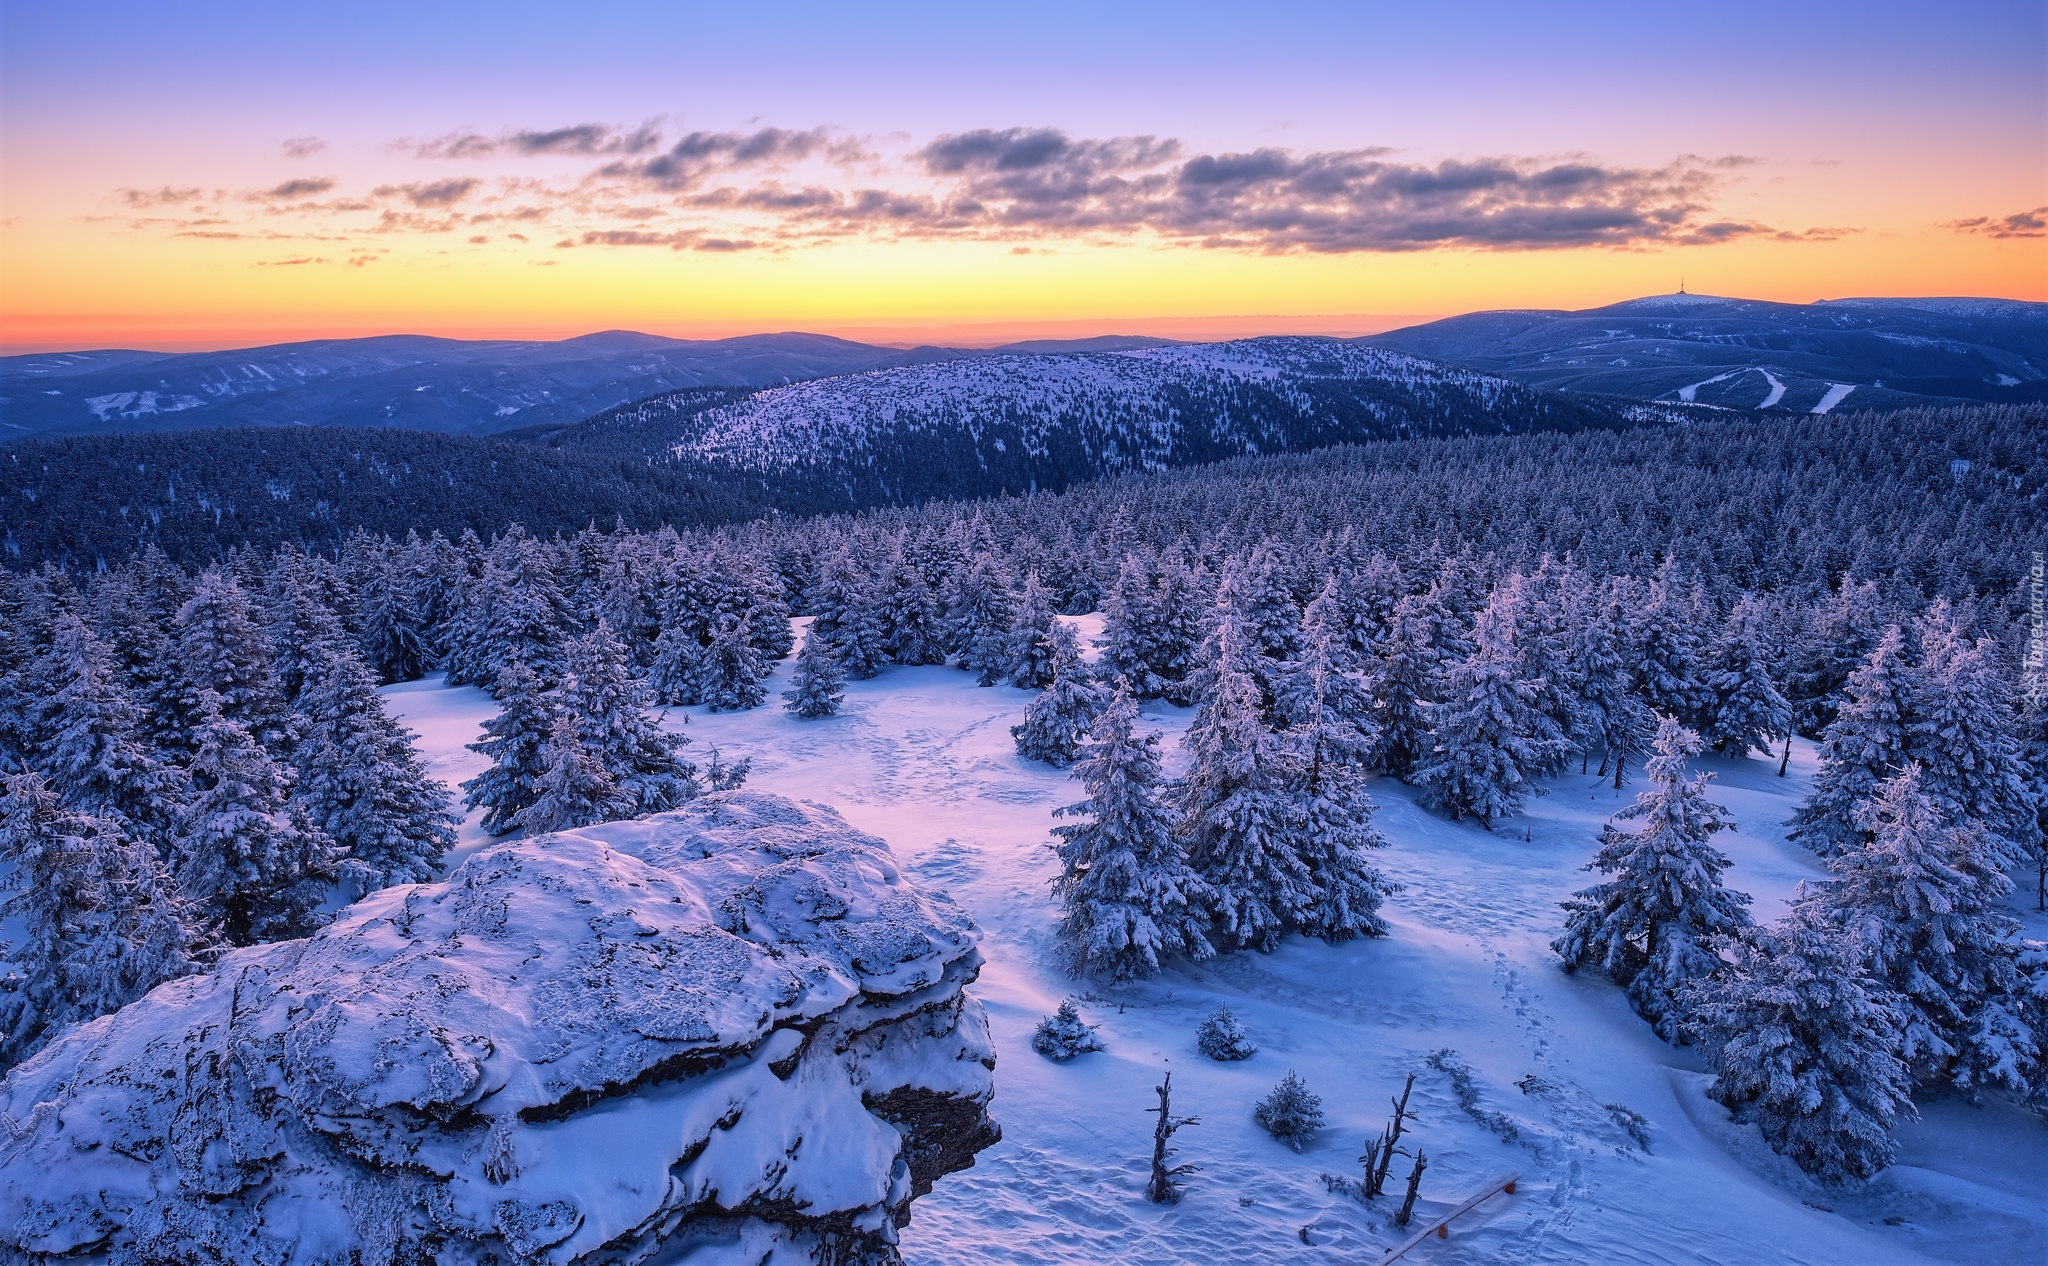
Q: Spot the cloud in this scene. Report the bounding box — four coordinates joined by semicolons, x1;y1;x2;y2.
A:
281;136;327;159
127;123;1848;260
404;120;665;159
372;177;481;207
256;256;324;266
599;127;833;191
121;186;208;207
1949;206;2047;239
260;177;337;200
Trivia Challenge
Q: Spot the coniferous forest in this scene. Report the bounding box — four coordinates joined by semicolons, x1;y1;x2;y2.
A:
3;397;2046;1258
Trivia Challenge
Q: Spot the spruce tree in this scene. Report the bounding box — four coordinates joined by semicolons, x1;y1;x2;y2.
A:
783;624;847;719
1013;623;1107;766
1147;557;1209;706
1691;906;1914;1182
694;613;769;712
1788;626;1916;856
1049;689;1212;979
0;772;192;1070
292;644;457;890
1413;604;1571;830
1172;612;1312;952
1701;600;1793;760
171;568;293;755
1909;613;2033;867
1370;592;1438;779
31;614;187;838
462;657;558;835
1279;584;1395;942
1554;720;1752;1039
1100;553;1163;698
518;711;631;835
1006;572;1062;689
558;621;704;814
879;545;947;667
814;545;889;681
1195;1004;1257;1061
1809;767;2035;1096
1254;1071;1324;1151
176;691;336;945
949;554;1016;686
1629;577;1709;729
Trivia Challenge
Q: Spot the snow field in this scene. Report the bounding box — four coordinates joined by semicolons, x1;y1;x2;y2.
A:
383;623;2048;1266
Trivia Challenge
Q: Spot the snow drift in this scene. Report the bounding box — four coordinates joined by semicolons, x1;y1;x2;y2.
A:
0;792;999;1266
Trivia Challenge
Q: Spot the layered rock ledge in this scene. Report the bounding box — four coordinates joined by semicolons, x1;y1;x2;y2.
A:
0;792;998;1265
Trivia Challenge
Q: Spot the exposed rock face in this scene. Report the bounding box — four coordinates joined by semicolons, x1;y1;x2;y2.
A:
0;793;998;1265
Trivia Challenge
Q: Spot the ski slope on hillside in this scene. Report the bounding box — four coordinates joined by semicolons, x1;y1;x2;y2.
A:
383;623;2048;1266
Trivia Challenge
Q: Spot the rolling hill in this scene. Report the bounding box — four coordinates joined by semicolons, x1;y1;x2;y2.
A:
1364;293;2048;413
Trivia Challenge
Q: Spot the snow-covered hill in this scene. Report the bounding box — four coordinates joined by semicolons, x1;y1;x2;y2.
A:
613;338;1619;504
1367;293;2048;412
361;643;2047;1266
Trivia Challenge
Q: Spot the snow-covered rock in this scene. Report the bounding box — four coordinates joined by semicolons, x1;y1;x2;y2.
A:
0;792;998;1266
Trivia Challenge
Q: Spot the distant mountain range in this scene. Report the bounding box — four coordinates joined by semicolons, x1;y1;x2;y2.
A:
1364;294;2048;413
0;331;1172;443
3;295;2038;448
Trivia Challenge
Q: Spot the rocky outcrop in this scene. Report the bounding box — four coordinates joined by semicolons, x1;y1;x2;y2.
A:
0;793;997;1265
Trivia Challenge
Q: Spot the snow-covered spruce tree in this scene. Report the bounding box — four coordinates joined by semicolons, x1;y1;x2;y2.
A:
1413;602;1571;830
1908;611;2033;867
483;533;578;683
1808;766;2036;1097
1787;625;1917;856
291;643;456;890
1172;611;1313;953
1147;556;1210;706
0;772;192;1070
1690;905;1914;1183
1012;623;1107;767
783;623;847;719
1497;566;1584;774
1554;720;1752;1040
1031;998;1105;1061
176;691;337;946
1254;1070;1324;1151
1369;591;1438;780
694;614;770;712
1195;1003;1257;1061
355;532;440;683
30;614;187;838
813;544;889;681
517;711;632;835
1701;599;1793;760
1565;581;1654;784
171;567;293;755
263;552;352;706
878;543;946;667
1049;689;1212;979
462;657;558;835
1006;572;1062;689
557;621;705;814
1232;541;1306;668
1628;576;1709;730
1784;577;1885;738
1276;584;1396;943
948;554;1016;686
1100;553;1163;698
645;621;706;706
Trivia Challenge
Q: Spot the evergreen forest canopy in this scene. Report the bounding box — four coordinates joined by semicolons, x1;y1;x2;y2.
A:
2;398;2046;1190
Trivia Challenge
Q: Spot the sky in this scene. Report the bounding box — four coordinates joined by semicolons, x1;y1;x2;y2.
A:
0;0;2042;352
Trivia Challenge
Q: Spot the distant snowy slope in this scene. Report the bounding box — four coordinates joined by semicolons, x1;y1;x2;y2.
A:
1367;293;2048;412
609;337;1620;504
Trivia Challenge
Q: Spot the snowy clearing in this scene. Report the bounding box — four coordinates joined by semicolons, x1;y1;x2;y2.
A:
383;643;2048;1266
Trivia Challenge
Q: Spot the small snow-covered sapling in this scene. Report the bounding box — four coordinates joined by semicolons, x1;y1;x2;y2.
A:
1195;1003;1257;1061
1254;1070;1324;1151
1031;998;1105;1062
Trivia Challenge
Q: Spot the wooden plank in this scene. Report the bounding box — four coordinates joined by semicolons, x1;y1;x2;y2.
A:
1375;1172;1518;1265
